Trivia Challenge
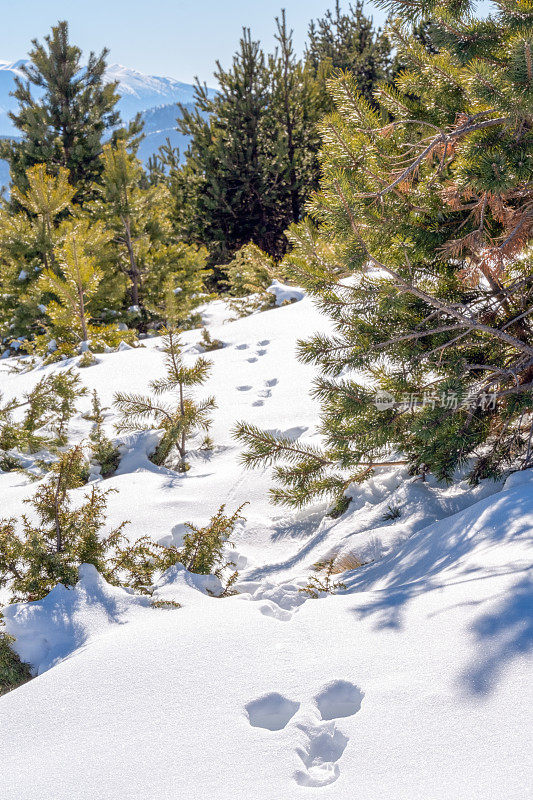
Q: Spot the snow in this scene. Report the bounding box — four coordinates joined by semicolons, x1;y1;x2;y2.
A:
0;292;532;799
267;279;305;305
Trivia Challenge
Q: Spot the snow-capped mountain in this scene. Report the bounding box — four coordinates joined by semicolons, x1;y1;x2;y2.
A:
0;59;213;137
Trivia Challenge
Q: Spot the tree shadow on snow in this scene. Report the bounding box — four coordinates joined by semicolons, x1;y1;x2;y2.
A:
342;488;533;693
459;574;533;696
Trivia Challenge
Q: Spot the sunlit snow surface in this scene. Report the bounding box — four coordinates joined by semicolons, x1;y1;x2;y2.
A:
1;293;531;799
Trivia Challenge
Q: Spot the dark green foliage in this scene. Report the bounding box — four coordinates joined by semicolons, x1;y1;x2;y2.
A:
236;1;533;506
114;327;216;471
306;0;393;108
86;391;121;478
382;504;401;521
1;21;121;203
0;624;32;695
168;21;322;276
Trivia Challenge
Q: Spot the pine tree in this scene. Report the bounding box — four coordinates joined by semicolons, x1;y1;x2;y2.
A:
85;390;121;478
0;164;76;343
40;219;109;344
0;621;32;695
306;1;392;109
0;445;172;601
169;22;322;277
0;369;86;453
1;21;120;202
179;503;246;578
94;141;209;322
114;327;216;471
236;0;533;509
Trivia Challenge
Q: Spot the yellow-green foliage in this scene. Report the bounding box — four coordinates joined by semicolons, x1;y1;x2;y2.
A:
40;218;110;342
224;243;276;297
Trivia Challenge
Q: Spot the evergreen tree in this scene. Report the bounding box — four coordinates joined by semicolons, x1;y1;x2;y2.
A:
0;446;175;601
85;391;121;478
169;22;322;277
114;327;216;471
0;164;76;342
0;369;86;453
40;219;109;343
236;0;533;509
1;21;120;202
0;622;32;695
179;503;246;577
95;141;209;322
306;1;392;109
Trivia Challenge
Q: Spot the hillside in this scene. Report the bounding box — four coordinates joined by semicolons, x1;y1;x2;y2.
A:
1;291;531;799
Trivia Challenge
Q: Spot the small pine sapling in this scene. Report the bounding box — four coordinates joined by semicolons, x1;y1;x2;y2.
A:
40;219;109;346
299;557;347;599
114;327;216;471
199;328;224;352
382;504;401;521
179;503;247;594
0;445;178;601
0;370;86;453
85;390;121;477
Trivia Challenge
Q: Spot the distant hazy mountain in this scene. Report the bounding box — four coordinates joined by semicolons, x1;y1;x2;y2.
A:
0;60;213;136
0;60;213;186
136;102;202;165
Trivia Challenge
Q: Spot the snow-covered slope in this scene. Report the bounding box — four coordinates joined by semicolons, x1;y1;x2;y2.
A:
1;294;532;799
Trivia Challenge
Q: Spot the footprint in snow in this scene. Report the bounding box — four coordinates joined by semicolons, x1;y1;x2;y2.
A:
314;680;364;721
244;679;363;788
251;379;277;406
237;385;252;392
245;693;300;731
294;723;349;787
294;681;363;787
235;343;249;350
247;357;258;363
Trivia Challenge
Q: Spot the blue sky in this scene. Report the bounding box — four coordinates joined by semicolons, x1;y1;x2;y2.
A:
2;0;493;85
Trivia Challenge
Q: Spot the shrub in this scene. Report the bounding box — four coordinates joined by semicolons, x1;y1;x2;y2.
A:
0;622;32;696
299;557;347;598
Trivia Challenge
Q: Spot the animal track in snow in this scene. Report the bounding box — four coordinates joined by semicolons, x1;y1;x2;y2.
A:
258;601;293;622
294;680;363;787
247;357;258;363
244;679;363;788
314;680;364;720
251;378;277;407
235;343;249;350
258;340;270;346
294;722;348;787
245;693;300;731
237;385;252;392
